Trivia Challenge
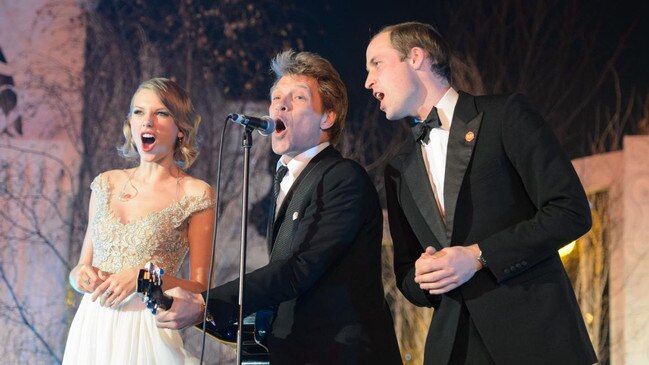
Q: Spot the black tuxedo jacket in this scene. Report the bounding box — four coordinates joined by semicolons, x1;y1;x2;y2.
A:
386;92;597;365
206;146;401;364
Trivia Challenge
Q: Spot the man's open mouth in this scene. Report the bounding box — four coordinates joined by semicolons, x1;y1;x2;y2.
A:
275;119;286;133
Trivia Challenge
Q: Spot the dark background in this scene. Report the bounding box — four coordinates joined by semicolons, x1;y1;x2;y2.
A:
90;0;649;161
304;0;649;158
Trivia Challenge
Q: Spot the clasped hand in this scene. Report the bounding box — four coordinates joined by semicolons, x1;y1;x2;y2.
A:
414;245;481;294
73;264;103;293
89;267;139;308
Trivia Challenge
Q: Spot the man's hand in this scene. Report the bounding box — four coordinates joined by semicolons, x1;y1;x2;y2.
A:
414;246;443;275
156;287;206;330
414;244;482;294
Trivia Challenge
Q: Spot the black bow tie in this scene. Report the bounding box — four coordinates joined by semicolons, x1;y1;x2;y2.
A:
411;107;442;144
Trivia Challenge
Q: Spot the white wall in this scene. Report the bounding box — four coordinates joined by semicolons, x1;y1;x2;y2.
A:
0;0;86;363
573;135;649;365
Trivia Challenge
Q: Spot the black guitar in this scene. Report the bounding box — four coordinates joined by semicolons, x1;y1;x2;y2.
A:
136;262;270;362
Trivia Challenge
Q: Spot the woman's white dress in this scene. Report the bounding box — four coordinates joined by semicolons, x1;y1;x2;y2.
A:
63;173;214;364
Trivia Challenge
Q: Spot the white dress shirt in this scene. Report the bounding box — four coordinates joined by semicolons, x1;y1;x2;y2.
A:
417;87;459;218
276;141;330;210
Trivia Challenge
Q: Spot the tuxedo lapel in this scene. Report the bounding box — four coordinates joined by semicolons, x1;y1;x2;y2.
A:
444;92;482;240
270;146;339;259
401;143;449;247
271;161;316;242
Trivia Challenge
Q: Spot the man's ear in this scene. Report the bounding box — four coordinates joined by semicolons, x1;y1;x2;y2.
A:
409;47;428;70
320;111;336;130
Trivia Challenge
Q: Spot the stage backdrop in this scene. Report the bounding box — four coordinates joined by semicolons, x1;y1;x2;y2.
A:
1;0;85;363
3;1;647;365
0;0;273;363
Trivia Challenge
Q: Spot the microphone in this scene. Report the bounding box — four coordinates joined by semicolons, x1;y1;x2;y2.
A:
227;114;275;136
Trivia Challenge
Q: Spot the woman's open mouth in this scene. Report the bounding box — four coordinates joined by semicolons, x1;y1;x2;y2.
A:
141;133;156;152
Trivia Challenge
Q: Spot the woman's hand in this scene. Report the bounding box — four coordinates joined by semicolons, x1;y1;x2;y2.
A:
91;267;139;308
71;264;103;293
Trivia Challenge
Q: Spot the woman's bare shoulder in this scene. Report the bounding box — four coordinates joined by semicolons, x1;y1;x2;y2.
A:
181;175;214;198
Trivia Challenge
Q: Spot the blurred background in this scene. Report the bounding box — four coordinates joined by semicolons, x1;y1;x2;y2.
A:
1;0;647;363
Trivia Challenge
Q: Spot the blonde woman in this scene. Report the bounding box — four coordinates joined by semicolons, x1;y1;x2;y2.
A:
63;78;214;364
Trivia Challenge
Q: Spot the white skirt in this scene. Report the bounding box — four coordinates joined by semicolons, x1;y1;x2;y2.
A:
63;293;199;365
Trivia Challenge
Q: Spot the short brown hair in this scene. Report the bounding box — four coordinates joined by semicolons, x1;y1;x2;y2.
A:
270;50;348;145
118;78;202;169
378;22;452;83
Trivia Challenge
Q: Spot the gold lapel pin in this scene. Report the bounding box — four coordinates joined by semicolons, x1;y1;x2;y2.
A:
465;131;475;142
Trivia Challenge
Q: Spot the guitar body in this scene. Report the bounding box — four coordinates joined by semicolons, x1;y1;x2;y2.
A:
136;263;269;363
197;313;269;360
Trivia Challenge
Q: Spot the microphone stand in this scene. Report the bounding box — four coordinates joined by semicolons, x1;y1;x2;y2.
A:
236;127;254;365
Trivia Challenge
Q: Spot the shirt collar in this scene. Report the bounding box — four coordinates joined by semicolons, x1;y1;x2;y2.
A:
415;87;459;131
278;141;330;178
435;87;459;130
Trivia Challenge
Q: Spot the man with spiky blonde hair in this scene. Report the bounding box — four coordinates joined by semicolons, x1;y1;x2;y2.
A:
158;50;401;364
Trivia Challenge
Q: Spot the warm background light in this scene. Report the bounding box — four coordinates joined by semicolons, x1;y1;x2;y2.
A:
559;241;576;258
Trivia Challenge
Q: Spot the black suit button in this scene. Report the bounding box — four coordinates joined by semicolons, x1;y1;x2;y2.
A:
515;263;522;268
522;260;528;266
510;266;517;272
504;268;510;274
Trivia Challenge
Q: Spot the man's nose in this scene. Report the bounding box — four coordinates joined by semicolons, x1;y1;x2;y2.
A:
364;73;374;90
274;98;290;112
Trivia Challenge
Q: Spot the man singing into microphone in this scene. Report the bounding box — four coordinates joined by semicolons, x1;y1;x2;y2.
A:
156;50;401;364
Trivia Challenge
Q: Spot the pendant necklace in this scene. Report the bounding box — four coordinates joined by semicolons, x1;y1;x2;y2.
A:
118;167;181;202
118;168;139;202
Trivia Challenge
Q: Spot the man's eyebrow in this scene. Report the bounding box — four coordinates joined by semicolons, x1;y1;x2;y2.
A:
271;83;312;96
294;84;311;91
366;56;378;70
287;83;313;96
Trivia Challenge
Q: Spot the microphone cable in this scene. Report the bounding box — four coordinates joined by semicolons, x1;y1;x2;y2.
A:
199;115;229;364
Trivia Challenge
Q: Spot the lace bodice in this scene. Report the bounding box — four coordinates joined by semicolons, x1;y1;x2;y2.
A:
89;173;214;275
